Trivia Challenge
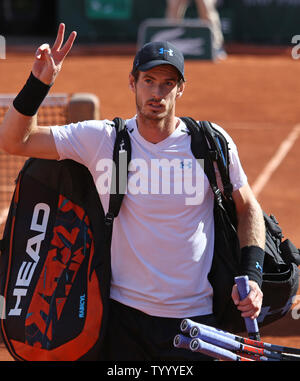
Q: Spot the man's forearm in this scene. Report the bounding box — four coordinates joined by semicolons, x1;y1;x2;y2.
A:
236;200;265;287
237;200;265;249
0;106;37;154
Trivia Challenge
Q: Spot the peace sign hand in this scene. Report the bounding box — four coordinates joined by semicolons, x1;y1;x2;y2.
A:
32;23;77;86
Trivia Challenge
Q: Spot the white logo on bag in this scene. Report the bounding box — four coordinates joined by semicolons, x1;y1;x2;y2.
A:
8;203;50;316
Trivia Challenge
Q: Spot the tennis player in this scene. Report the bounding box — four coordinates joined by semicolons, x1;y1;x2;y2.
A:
0;24;265;360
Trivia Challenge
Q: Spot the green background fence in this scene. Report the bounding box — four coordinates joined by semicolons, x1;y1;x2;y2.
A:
1;0;299;45
57;0;300;45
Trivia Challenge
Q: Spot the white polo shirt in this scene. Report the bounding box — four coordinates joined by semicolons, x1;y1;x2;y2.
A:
51;116;247;318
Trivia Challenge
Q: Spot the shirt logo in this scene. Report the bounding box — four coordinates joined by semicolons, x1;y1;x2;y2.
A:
180;160;192;169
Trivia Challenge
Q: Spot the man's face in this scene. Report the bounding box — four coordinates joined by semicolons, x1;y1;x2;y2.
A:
129;64;184;121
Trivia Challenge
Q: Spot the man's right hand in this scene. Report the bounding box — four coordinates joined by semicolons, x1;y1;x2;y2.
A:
0;23;76;159
32;23;77;86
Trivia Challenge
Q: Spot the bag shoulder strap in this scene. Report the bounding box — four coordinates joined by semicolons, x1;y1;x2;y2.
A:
181;117;233;200
105;117;131;225
202;121;233;199
180;117;222;205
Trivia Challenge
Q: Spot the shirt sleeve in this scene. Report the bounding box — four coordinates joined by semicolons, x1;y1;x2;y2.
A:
51;119;115;167
211;123;248;191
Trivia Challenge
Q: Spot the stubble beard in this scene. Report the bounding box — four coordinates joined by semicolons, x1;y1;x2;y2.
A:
137;101;163;122
135;95;173;124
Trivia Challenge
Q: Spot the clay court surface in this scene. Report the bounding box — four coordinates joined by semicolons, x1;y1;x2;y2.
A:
0;43;299;360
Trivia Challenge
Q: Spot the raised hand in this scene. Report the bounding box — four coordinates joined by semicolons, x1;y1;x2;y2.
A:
32;23;77;85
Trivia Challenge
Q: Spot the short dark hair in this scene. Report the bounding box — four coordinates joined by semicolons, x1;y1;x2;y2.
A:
131;68;185;87
131;68;140;82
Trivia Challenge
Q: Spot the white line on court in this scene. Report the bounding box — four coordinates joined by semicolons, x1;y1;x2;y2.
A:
252;124;300;197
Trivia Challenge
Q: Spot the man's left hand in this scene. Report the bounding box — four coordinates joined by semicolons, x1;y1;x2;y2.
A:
231;280;263;319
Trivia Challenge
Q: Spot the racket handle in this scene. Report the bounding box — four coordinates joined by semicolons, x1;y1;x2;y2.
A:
173;334;192;350
190;338;253;361
235;275;260;341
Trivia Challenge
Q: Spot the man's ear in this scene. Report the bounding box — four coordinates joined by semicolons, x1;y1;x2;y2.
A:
129;73;136;93
176;81;185;99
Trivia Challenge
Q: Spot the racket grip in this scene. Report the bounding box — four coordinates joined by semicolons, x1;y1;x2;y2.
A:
173;334;192;349
234;275;260;341
190;338;252;361
180;318;195;334
191;326;241;352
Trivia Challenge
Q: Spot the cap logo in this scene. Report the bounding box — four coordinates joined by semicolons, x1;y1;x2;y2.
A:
159;47;174;57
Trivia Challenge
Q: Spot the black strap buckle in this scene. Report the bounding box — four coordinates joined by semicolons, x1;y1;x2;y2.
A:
212;187;223;205
105;212;115;226
209;149;218;162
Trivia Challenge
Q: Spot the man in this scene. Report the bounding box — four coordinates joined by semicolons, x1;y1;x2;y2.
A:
165;0;226;59
0;24;265;361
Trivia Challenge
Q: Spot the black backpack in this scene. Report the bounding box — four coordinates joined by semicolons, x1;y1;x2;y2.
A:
181;117;300;333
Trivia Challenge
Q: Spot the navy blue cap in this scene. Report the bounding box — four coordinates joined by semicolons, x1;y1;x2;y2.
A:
133;41;185;81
